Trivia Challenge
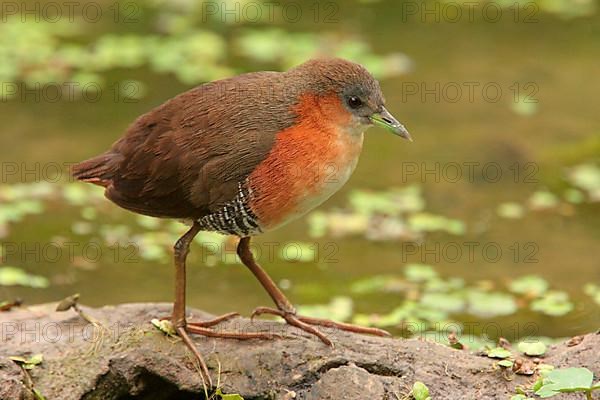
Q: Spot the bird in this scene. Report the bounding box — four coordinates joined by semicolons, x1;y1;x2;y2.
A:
72;57;411;386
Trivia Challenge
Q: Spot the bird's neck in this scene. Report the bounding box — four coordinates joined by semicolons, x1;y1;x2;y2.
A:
245;93;364;231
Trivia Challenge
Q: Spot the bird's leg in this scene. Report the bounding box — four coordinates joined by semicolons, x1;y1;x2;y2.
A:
237;237;391;347
170;223;278;388
171;222;214;386
172;223;201;328
172;224;240;327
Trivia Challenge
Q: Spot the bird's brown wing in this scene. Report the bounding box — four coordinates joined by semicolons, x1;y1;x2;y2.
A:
72;72;296;219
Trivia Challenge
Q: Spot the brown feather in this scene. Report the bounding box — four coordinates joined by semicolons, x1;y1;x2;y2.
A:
74;71;295;218
72;58;380;221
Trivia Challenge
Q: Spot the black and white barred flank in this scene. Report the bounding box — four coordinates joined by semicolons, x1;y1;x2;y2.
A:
196;182;262;237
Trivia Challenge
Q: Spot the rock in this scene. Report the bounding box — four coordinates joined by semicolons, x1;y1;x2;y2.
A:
0;303;598;400
306;365;385;399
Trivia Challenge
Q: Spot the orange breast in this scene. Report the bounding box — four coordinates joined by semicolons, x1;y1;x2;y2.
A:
247;92;364;230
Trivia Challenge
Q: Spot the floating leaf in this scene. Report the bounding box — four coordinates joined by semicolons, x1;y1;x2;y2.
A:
583;283;600;306
80;207;97;220
297;297;353;322
303;186;464;240
15;199;44;214
279;242;316;263
531;291;573;316
528;191;559;210
71;221;93;235
518;340;547;356
353;299;449;329
424;277;465;292
566;163;600;201
467;290;517;317
62;183;90;205
511;95;538;116
349;186;424;216
509;275;549;297
140;243;167;261
328;213;370;237
100;224;131;245
420;292;465;313
0;267;49;288
497;202;525;219
563;188;585;204
350;275;406;294
408;213;465;235
365;216;412;241
307;212;328;238
91;35;147;69
236;29;285;63
404;264;437;282
134;232;170;261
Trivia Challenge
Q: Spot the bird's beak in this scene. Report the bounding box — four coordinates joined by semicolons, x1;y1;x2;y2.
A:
369;107;412;141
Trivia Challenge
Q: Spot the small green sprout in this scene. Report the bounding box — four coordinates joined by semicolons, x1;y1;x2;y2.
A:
9;353;43;370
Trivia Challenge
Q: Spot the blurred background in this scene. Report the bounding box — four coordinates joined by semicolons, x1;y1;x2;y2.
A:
0;0;599;346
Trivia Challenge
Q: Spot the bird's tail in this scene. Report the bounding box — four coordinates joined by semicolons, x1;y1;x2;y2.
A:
71;152;120;187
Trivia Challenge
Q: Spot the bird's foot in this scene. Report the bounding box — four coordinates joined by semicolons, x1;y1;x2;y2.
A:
164;311;281;339
250;306;391;348
185;312;282;339
167;312;282;388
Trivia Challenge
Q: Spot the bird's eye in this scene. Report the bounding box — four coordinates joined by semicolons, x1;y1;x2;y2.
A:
347;96;363;109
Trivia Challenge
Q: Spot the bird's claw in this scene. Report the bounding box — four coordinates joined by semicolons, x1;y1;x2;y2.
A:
249;305;391;347
187;311;240;327
250;306;287;320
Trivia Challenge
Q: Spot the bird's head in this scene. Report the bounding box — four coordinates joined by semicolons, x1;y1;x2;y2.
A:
288;58;412;141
